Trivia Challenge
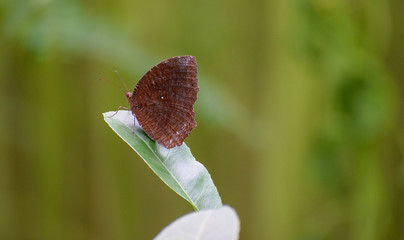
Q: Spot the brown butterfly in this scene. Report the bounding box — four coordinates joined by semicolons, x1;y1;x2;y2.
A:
125;56;199;149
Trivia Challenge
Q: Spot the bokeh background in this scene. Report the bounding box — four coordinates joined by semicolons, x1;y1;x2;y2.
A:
1;0;404;239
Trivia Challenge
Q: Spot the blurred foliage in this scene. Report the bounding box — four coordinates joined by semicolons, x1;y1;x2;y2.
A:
0;0;403;240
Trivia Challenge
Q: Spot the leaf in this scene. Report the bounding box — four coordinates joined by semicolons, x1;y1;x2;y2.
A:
153;206;240;240
103;110;222;210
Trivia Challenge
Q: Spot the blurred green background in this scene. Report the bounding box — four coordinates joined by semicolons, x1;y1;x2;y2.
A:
1;0;404;239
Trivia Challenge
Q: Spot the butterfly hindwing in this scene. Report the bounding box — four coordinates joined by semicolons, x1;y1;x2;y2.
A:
132;56;199;148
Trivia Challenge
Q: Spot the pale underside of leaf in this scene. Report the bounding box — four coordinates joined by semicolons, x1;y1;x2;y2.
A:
153;206;240;240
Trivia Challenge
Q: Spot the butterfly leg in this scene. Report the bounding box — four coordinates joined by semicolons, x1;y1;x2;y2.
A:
132;123;136;133
107;106;129;118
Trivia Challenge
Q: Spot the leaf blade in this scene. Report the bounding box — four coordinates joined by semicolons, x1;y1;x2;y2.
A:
103;110;222;210
153;206;240;240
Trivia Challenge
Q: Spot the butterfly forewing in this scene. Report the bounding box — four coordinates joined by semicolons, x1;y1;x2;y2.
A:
132;56;199;148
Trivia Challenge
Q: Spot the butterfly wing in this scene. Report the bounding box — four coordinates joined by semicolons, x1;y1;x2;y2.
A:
133;56;199;148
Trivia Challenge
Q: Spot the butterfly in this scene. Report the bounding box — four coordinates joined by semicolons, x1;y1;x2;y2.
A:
125;56;199;149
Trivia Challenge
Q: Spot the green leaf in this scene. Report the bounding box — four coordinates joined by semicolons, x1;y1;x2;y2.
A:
153;206;240;240
103;110;222;210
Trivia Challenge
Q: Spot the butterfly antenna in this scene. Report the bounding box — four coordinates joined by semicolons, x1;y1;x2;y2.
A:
98;77;122;89
115;70;129;91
